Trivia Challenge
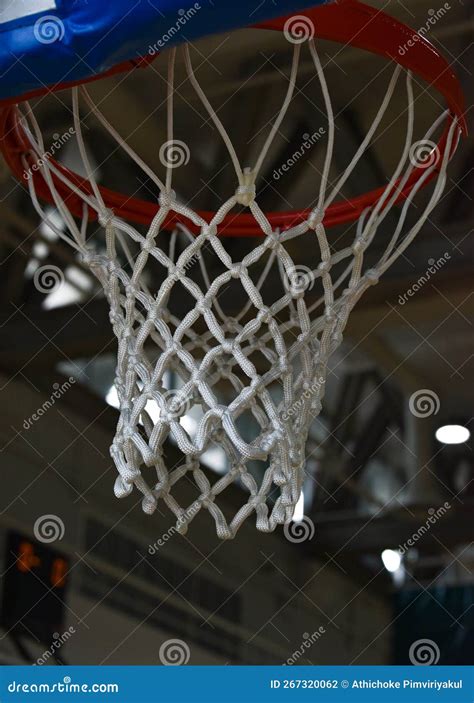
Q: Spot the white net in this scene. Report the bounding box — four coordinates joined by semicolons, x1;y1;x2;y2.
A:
19;40;460;538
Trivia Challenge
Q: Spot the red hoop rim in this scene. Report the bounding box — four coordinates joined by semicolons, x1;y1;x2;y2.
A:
0;0;466;237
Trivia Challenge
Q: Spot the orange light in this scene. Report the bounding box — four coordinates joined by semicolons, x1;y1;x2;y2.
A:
51;558;68;588
17;541;41;572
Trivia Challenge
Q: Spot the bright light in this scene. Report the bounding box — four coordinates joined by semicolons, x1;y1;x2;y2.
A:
292;491;305;523
106;385;120;410
200;446;228;474
40;206;64;240
43;265;92;310
106;386;162;423
381;549;402;573
435;424;470;445
180;414;197;435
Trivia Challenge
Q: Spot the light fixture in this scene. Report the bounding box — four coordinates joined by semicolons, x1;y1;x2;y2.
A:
381;549;402;573
435;424;470;445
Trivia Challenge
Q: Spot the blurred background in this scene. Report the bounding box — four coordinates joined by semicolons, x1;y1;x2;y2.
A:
0;0;472;666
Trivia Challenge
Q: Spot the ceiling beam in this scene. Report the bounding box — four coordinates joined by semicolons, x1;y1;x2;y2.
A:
312;502;474;555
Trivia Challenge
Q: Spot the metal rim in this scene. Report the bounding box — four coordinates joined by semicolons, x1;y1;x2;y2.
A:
0;0;466;236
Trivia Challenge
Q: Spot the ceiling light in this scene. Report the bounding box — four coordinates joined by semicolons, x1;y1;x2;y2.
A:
435;424;470;445
381;549;402;573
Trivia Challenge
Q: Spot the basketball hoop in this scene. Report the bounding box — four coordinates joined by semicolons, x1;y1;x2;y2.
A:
0;0;466;538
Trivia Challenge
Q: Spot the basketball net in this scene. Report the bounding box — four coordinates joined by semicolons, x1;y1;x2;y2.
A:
18;40;460;538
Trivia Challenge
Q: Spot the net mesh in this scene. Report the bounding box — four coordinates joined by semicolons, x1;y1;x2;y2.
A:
18;40;460;538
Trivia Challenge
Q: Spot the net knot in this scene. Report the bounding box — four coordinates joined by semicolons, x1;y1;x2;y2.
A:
308;207;323;230
365;268;380;286
199;492;214;510
106;260;120;276
127;352;139;367
168;263;185;281
222;339;238;355
230;263;245;279
114;476;134;499
141;238;156;254
257;306;273;325
125;282;140;298
122;424;135;439
109;310;120;325
202;223;218;238
159;189;177;209
318;260;332;274
251;494;267;508
324;306;336;323
142;494;157;515
266;234;282;252
235;169;256;207
197;298;212;314
147;307;159;323
81;251;108;270
98;208;115;229
352;238;365;255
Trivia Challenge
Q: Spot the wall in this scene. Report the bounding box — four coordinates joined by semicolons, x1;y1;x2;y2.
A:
0;372;391;664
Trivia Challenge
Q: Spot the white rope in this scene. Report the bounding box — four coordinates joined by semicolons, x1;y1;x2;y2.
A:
20;39;461;538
